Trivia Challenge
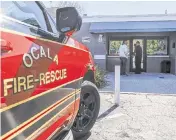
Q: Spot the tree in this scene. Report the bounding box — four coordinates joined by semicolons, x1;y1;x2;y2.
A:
49;1;84;16
147;40;159;55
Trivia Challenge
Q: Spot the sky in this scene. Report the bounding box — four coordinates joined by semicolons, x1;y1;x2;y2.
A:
44;1;176;16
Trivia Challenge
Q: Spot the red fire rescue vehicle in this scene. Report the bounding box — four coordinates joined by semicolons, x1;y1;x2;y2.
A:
0;1;100;140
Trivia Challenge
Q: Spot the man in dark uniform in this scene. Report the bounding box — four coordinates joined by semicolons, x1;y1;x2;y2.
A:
134;41;142;74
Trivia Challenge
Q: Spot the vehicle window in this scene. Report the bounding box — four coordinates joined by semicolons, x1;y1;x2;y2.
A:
1;1;47;30
46;12;58;34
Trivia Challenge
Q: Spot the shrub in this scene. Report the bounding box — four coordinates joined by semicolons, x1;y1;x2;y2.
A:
94;65;108;88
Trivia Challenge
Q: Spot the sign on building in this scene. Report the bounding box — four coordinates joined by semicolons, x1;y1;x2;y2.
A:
98;34;103;42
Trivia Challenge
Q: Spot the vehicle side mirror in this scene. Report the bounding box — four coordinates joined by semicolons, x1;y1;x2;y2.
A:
56;7;82;34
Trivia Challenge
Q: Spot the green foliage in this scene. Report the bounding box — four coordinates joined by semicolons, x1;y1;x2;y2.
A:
147;40;159;55
94;65;108;88
147;39;167;55
109;41;122;54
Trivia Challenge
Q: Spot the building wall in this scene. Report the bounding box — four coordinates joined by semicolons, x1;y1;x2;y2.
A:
170;32;176;75
106;56;171;73
106;32;171;37
147;56;170;73
74;22;176;74
106;32;173;73
106;56;129;72
73;23;107;69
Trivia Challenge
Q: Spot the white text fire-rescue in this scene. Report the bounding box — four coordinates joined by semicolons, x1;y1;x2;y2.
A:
23;46;58;68
3;69;67;96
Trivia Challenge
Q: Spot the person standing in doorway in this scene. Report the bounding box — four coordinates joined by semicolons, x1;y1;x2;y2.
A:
119;40;129;75
134;41;142;74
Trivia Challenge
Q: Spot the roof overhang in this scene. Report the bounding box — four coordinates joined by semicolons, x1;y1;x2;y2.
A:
89;21;176;33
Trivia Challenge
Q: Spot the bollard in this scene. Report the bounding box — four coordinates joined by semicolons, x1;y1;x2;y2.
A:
114;65;120;105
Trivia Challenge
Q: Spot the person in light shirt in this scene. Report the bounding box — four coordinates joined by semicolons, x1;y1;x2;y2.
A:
119;40;129;75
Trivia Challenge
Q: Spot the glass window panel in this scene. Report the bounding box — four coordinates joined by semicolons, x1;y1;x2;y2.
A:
147;38;168;55
109;40;129;56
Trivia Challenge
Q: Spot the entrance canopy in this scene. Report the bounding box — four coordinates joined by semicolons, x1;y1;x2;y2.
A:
89;21;176;33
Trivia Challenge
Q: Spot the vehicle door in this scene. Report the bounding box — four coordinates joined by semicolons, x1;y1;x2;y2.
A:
0;1;78;140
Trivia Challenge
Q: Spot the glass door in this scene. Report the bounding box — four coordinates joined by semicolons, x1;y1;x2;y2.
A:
130;39;146;72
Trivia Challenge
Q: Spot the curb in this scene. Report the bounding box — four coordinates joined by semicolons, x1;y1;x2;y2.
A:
99;91;176;96
99;90;114;93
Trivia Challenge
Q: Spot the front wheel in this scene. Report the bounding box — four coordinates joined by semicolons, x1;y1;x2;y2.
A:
72;81;100;139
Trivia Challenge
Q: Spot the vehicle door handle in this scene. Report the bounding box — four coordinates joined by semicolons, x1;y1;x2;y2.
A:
1;39;13;53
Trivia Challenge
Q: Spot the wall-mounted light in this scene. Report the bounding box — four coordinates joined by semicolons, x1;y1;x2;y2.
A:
98;34;104;42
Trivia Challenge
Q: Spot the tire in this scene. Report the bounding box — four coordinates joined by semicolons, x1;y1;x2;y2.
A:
72;81;100;139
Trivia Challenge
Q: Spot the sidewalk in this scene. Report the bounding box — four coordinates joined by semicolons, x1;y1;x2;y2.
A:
81;93;176;140
100;72;176;94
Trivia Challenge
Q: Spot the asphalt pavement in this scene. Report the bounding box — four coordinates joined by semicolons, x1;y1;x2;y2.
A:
79;93;176;140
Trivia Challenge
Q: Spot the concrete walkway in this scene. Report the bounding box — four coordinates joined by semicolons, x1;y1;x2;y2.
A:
100;73;176;94
79;93;176;140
